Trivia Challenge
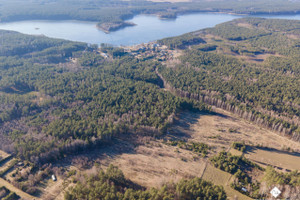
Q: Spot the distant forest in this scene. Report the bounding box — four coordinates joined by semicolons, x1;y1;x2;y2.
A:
0;0;299;25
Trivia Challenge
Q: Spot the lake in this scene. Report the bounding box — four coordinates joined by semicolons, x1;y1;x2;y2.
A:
0;13;299;46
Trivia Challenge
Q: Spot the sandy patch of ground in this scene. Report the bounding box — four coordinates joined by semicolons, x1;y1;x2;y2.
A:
237;23;254;29
287;34;300;39
39;178;65;200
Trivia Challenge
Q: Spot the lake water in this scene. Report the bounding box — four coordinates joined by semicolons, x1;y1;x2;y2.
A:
0;13;299;46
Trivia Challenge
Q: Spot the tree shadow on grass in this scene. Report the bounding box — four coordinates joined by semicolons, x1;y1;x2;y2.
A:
166;110;231;140
246;146;300;158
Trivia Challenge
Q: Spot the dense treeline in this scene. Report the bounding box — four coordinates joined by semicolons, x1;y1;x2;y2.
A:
0;30;85;57
64;164;227;200
157;18;300;141
210;152;261;174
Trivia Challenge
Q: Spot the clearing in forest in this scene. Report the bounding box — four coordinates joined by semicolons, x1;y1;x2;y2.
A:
245;147;300;171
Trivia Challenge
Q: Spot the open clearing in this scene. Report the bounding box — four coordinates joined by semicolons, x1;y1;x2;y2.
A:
68;135;250;200
91;138;208;189
169;108;300;153
245;147;300;171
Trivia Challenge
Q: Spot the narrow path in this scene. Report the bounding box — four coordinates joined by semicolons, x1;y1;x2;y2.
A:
199;161;208;179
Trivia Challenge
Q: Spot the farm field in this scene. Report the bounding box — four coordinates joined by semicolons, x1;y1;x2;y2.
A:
245;147;300;171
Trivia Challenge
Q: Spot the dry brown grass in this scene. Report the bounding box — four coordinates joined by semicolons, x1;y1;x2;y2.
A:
0;150;10;159
229;148;243;156
202;163;231;185
100;141;207;188
245;147;300;171
39;178;65;200
287;34;300;39
170;108;300;153
237;23;254;29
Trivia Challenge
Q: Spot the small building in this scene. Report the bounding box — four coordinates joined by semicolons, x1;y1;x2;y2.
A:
241;187;247;192
52;174;57;181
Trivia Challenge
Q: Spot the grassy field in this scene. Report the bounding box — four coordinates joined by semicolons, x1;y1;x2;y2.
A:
245;147;300;171
169;109;300;153
228;148;244;157
96;138;208;188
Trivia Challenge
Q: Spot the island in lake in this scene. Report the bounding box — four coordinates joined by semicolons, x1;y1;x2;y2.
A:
97;21;136;33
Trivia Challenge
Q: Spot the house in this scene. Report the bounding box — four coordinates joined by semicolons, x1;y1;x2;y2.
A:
241;187;247;192
52;174;57;181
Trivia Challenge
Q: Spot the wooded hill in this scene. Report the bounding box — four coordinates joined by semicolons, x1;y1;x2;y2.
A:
158;18;300;141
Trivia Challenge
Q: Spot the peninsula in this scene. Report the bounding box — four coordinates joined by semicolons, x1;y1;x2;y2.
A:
97;21;136;33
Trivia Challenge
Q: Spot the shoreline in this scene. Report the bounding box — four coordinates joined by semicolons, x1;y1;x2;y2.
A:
0;10;299;24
